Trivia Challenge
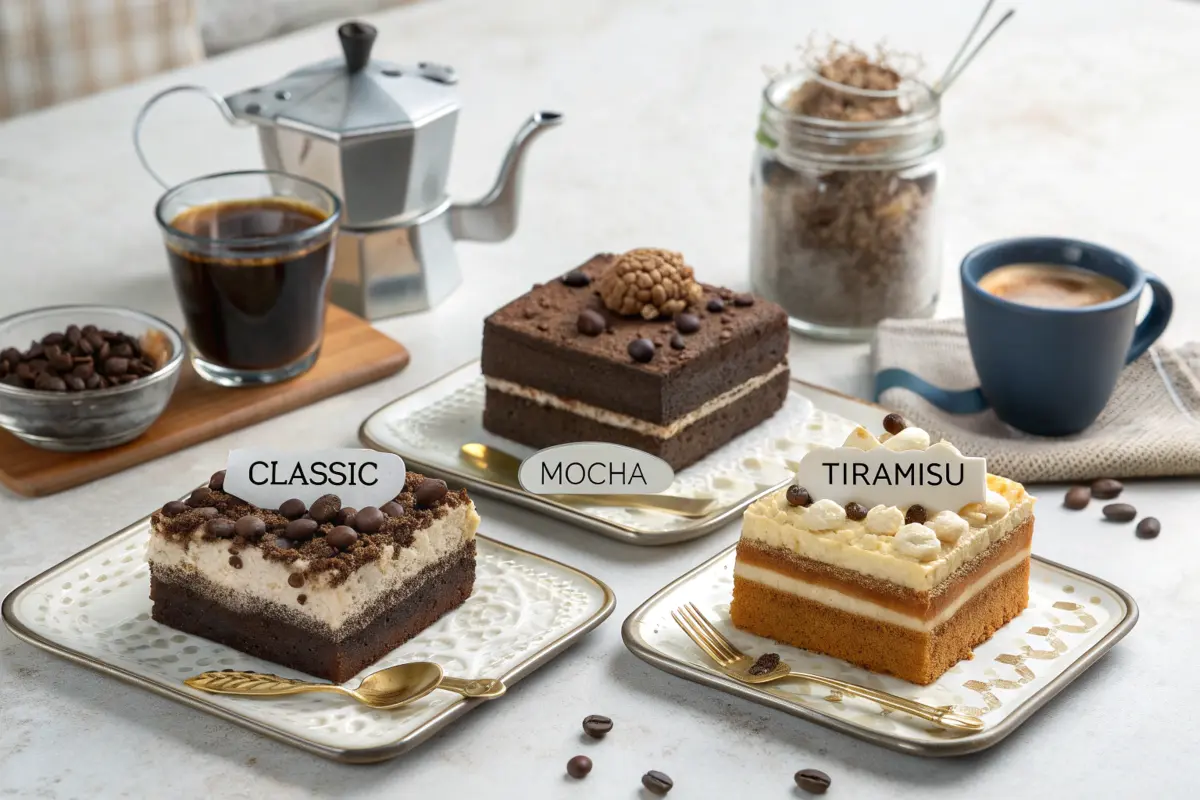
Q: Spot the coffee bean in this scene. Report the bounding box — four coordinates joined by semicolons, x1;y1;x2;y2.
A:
234;515;266;539
64;376;86;391
34;373;66;391
582;714;612;738
669;332;685;350
65;325;81;346
675;312;701;334
905;504;928;525
562;270;591;287
356;506;385;533
279;498;307;520
205;518;235;539
327;525;359;551
786;485;813;508
1091;478;1123;499
72;362;94;379
161;500;188;517
380;501;404;517
41;332;65;346
844;501;868;521
49;351;73;371
1;374;23;387
193;507;219;520
576;309;606;336
706;297;725;313
733;293;755;307
77;337;94;356
209;470;226;491
1063;486;1090;510
103;357;129;376
415;478;448;507
628;338;655;363
286;518;319;541
641;770;673;795
1136;517;1161;539
1102;503;1137;523
288;573;304;588
336;507;358;527
111;342;133;358
309;493;342;523
794;768;831;794
566;755;592;779
228;555;243;569
187;487;215;507
84;373;103;389
1;347;20;363
883;412;907;435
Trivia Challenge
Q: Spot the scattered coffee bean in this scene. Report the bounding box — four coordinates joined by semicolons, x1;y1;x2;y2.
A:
628;338;655;363
882;412;907;435
309;493;342;524
706;297;725;313
786;485;813;508
675;312;700;334
336;507;358;527
733;293;755;307
327;526;359;551
279;498;307;520
193;507;219;519
844;501;868;521
582;714;612;738
415;478;449;507
641;770;673;795
286;518;319;541
208;470;226;491
228;555;243;569
1102;503;1137;523
380;501;404;517
794;768;831;794
1136;517;1161;539
576;309;606;337
297;594;307;605
356;506;385;533
905;504;927;525
288;573;304;588
204;518;235;539
562;270;591;288
566;755;592;779
161;500;188;517
234;515;266;539
669;333;685;350
1063;486;1090;510
187;487;215;507
748;652;780;676
1091;478;1124;499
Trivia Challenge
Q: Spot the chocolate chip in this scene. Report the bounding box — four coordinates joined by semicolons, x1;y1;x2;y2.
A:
641;770;673;795
1102;503;1136;522
628;338;655;363
1136;517;1161;539
288;573;304;588
234;515;266;539
566;755;592;779
279;498;307;520
161;501;188;517
309;493;342;523
356;506;385;533
786;485;812;507
795;768;831;794
1063;486;1090;510
748;652;780;675
675;312;701;334
905;504;927;525
576;309;606;336
335;507;358;527
844;501;868;521
669;333;685;350
286;518;319;540
187;487;214;507
733;292;755;307
209;470;226;491
882;412;907;435
582;714;612;738
1091;478;1123;499
414;478;448;507
204;518;234;538
706;297;725;313
228;555;243;569
379;501;403;517
562;270;591;287
327;525;359;551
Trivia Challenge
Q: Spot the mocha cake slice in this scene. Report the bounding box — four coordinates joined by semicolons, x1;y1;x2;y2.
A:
148;471;479;683
730;422;1034;685
481;250;790;470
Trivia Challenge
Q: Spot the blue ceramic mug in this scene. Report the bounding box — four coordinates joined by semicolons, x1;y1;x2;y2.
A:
875;237;1173;436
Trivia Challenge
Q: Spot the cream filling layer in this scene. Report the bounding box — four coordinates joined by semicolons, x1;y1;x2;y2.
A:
147;503;479;635
485;362;788;440
734;548;1030;632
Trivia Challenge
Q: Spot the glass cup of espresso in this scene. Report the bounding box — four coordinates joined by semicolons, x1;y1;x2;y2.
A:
155;171;341;387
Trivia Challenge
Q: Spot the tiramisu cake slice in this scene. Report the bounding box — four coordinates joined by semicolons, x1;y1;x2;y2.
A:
148;471;479;682
730;418;1034;685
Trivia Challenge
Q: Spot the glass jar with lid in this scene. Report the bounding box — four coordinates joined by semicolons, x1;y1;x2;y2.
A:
750;69;944;341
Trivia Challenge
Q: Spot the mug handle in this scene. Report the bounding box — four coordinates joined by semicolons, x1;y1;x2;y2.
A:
132;85;244;189
873;369;990;414
1125;274;1173;364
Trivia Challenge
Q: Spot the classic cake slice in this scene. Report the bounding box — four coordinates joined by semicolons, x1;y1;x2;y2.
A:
148;470;479;683
481;249;790;470
730;418;1034;685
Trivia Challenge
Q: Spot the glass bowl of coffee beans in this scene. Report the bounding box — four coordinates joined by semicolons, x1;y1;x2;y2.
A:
0;305;184;451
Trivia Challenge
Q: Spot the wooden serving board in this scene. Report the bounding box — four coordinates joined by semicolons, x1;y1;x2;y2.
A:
0;305;409;498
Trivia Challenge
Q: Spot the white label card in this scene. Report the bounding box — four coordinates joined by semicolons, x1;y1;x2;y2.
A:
794;445;987;510
518;443;674;495
223;449;407;510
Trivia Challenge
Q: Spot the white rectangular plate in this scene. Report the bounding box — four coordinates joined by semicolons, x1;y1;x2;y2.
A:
3;519;614;763
359;361;858;544
622;545;1137;756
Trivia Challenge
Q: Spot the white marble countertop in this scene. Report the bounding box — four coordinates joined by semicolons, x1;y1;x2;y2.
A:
2;0;1199;796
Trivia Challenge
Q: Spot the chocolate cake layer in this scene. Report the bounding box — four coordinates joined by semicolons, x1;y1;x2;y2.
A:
481;254;789;424
483;367;790;470
151;541;475;683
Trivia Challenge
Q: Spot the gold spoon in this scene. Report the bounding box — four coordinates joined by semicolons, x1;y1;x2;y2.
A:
460;442;717;518
184;662;506;710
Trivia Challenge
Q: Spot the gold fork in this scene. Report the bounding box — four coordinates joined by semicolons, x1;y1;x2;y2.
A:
671;603;984;732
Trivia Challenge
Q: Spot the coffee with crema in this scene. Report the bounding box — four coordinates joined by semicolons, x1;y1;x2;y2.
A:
977;263;1127;309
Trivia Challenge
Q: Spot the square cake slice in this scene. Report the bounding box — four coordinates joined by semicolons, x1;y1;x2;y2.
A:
148;471;479;683
481;251;791;471
730;423;1034;685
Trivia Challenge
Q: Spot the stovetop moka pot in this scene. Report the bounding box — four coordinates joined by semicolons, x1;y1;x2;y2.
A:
135;21;562;319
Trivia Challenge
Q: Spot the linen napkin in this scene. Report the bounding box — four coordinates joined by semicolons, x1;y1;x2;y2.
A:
872;318;1200;483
